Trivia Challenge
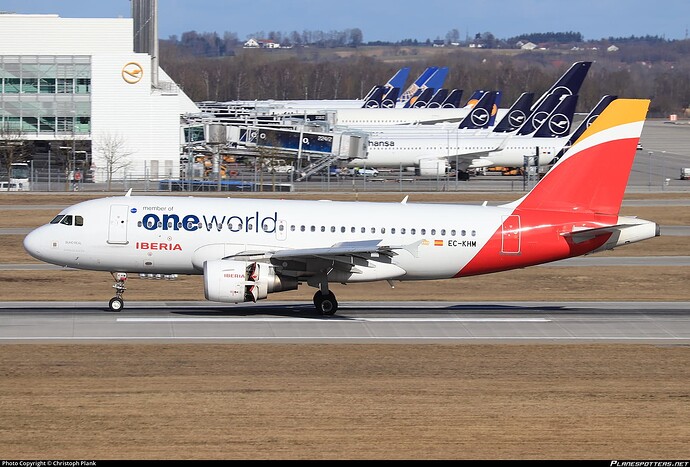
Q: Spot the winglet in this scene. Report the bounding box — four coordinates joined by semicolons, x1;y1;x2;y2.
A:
401;195;409;204
125;188;133;197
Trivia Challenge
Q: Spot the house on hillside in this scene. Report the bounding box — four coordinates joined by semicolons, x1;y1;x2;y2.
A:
517;41;538;50
244;38;281;49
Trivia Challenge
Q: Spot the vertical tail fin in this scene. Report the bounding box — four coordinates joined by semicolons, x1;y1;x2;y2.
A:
532;94;578;138
399;67;438;104
385;67;410;90
510;99;650;215
515;89;570;136
381;87;399;108
362;86;386;108
458;91;498;130
441;89;463;108
410;87;435;108
426;88;449;108
492;92;534;133
530;61;592;112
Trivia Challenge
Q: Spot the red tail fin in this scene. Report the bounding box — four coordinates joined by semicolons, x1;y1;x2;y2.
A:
509;99;650;215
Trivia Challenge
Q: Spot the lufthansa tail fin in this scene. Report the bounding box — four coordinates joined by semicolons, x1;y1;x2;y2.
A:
458;91;498;130
515;89;570;136
532;94;578;138
426;88;449;108
362;86;386;108
509;99;649;215
492;92;534;133
410;87;435;108
441;89;463;108
530;61;592;113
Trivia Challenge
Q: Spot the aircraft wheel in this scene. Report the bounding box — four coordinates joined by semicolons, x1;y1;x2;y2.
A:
109;297;124;312
313;290;338;316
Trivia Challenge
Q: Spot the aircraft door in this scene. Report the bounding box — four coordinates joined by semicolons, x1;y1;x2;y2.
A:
108;204;129;244
501;215;521;254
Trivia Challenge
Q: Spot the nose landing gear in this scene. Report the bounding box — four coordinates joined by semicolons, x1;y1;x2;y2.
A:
109;272;127;312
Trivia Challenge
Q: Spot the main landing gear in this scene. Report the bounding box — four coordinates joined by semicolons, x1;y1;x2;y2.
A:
109;272;127;312
313;290;338;315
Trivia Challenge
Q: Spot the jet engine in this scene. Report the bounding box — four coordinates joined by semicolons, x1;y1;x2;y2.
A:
203;259;298;303
416;159;450;177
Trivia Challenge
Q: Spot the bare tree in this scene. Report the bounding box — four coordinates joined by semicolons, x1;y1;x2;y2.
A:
94;132;133;190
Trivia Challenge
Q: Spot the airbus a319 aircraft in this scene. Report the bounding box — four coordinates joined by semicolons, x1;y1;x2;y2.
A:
23;99;658;315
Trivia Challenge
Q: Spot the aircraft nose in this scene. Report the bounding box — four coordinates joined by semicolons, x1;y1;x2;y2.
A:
23;226;50;262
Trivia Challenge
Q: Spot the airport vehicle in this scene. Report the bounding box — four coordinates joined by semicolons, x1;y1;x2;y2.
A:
1;162;31;191
23;99;657;315
681;168;690;180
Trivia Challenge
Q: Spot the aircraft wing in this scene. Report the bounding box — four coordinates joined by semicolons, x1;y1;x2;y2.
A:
229;239;422;262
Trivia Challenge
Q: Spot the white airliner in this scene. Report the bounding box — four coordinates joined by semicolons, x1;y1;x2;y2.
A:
23;99;658;315
349;92;587;175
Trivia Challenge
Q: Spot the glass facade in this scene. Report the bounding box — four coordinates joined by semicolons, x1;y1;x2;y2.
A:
0;55;91;135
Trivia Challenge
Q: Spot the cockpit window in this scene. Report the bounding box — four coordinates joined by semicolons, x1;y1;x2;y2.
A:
50;215;65;224
75;216;83;226
59;215;73;226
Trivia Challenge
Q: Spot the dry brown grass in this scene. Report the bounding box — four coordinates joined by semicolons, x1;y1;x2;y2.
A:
0;344;688;459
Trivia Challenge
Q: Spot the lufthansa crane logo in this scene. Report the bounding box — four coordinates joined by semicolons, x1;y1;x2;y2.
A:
122;62;144;84
470;107;490;127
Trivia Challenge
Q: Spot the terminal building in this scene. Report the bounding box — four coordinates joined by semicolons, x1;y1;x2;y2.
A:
0;4;198;184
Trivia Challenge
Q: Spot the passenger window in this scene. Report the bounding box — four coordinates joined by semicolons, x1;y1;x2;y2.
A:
421;229;426;235
401;228;406;234
75;216;84;226
321;226;326;232
411;228;416;235
431;229;436;235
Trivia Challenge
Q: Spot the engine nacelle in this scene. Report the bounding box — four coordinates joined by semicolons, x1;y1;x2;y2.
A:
203;259;298;303
416;159;450;177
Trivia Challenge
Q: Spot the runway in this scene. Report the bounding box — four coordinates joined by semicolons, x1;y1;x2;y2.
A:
1;300;688;344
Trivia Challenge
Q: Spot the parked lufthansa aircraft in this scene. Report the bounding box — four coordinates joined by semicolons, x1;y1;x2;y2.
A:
23;99;657;315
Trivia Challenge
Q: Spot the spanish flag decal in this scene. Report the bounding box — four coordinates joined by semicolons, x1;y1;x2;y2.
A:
434;240;444;246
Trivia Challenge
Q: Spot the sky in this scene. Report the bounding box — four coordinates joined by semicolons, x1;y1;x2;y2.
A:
1;0;688;42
